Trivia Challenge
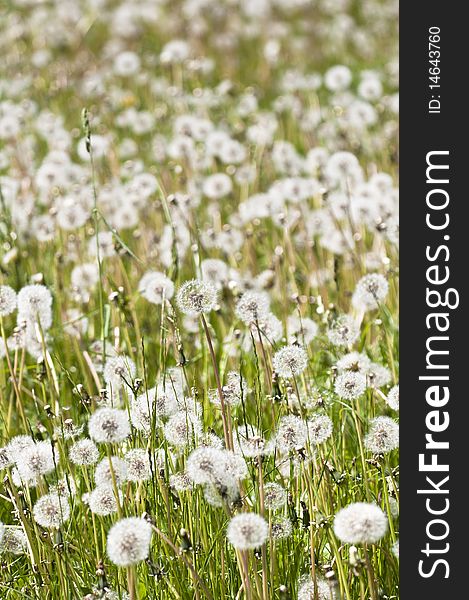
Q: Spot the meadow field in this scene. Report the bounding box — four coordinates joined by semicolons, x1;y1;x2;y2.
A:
0;0;399;598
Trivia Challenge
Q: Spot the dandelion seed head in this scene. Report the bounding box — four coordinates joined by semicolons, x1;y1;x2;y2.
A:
275;415;308;453
87;231;115;258
169;471;193;492
107;517;153;567
186;446;226;485
83;589;130;600
235;291;271;325
271;516;293;541
333;502;388;544
103;356;136;390
88;407;130;444
0;285;17;316
71;263;99;299
210;371;245;408
33;493;70;529
0;447;11;469
253;312;283;343
352;273;389;310
176;279;218;316
263;482;287;511
11;466;40;488
388;497;399;519
277;450;314;479
227;513;268;550
6;435;35;463
223;451;248;481
336;352;371;373
386;384;399;410
16;440;56;480
124;449;151;482
367;363;392;388
324;65;352;91
50;477;77;498
233;425;268;458
364;416;399;454
155;382;183;417
204;481;240;507
201;431;224;449
55;418;85;441
113;51;141;77
203;173;233;199
273;345;308;378
95;456;128;487
334;371;367;400
327;315;360;347
88;485;120;516
0;526;27;554
130;390;157;433
138;271;174;305
201;258;229;288
69;438;99;466
297;577;336;600
307;414;333;444
163;411;202;447
160;39;190;64
287;315;318;344
17;284;52;329
132;382;180;426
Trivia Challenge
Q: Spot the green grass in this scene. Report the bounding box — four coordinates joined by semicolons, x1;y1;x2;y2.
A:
0;0;398;598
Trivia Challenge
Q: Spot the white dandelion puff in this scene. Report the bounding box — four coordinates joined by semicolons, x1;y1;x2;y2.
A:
124;449;151;482
386;384;399;410
94;456;128;487
334;371;367;400
88;408;130;444
186;447;228;485
275;415;308;453
336;352;371;373
233;425;268;458
103;356;136;390
352;274;389;310
138;271;174;305
163;411;203;448
0;526;27;554
273;345;308;378
307;414;333;444
297;577;336;600
227;513;268;550
69;438;99;466
271;516;293;541
263;482;288;511
333;502;388;544
16;440;57;481
176;279;218;316
287;315;318;345
33;493;70;529
235;292;271;325
204;482;241;507
169;471;193;492
88;486;121;516
107;517;153;567
327;315;360;347
0;285;17;317
17;284;53;330
364;416;399;454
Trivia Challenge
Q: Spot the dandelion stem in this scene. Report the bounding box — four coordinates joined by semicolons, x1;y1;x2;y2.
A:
201;313;233;450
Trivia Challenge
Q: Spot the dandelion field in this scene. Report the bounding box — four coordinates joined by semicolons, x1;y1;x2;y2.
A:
0;1;399;599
